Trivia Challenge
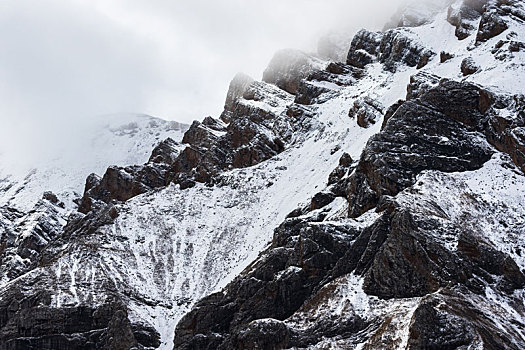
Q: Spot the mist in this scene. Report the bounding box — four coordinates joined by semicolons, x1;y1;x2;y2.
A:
0;0;408;167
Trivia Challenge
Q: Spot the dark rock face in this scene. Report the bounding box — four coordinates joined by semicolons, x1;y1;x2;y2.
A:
173;219;361;349
357;209;524;299
461;57;480;75
167;80;296;188
381;99;405;129
173;174;524;350
263;49;362;107
295;63;363;105
346;29;434;72
221;73;254;123
405;72;440;100
407;290;525;350
310;192;335;210
236;319;290;350
379;31;435;71
484;94;525;171
78;135;185;214
348;97;383;128
0;202;64;282
328;152;353;188
407;297;475;349
171;76;525;349
42;191;64;208
0;289;159;350
476;7;509;43
348;79;495;217
262;49;323;95
78;163;170;214
148;137;181;164
447;0;485;40
348;78;525;217
0;201;161;349
346;29;383;68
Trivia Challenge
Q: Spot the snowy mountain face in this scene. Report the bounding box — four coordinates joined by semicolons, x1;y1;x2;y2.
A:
1;0;525;349
0;114;188;212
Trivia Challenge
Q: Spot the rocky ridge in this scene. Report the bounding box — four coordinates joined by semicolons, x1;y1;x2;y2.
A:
0;0;524;349
173;0;525;349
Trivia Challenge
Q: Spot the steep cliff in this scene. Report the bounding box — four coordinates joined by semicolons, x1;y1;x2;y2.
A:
1;0;524;349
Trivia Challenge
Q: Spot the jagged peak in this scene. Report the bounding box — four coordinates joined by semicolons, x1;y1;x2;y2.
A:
223;72;255;115
262;49;328;95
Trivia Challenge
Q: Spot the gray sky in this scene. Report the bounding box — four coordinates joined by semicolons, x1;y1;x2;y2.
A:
0;0;404;162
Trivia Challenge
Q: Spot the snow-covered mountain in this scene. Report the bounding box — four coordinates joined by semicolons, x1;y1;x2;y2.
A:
0;114;188;211
1;0;525;349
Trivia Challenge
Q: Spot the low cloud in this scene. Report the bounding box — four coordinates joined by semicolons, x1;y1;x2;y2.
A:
0;0;407;164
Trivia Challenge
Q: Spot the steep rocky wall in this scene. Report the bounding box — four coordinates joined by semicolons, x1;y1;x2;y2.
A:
172;77;525;350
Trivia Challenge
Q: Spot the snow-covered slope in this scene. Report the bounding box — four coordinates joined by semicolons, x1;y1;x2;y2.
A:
171;1;525;349
3;62;415;348
99;66;414;347
0;114;188;211
0;0;524;349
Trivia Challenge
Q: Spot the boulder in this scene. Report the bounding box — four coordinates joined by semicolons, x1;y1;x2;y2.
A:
348;97;383;128
310;192;336;210
461;57;480;75
440;51;455;62
476;9;508;43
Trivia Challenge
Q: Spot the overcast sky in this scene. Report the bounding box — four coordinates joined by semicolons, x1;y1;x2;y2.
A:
0;0;405;163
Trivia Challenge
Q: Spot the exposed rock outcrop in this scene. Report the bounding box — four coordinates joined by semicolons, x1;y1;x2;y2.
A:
173;219;361;349
172;76;525;350
78;163;171;214
461;56;481;75
346;29;383;68
476;5;509;43
0;200;161;349
447;0;486;40
169;80;293;186
348;78;495;217
173;185;525;349
346;29;435;71
0;288;160;349
295;62;363;105
221;73;254;123
348;96;383;128
263;49;325;95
